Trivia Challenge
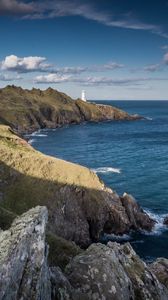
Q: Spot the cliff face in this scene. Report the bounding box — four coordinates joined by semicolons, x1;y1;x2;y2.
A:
0;206;168;300
0;85;140;134
0;125;154;248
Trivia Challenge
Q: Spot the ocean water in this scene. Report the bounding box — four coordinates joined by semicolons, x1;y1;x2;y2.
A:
28;100;168;261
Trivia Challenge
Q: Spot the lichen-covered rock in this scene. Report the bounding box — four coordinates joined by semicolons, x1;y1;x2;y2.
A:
65;242;168;300
0;206;51;300
150;258;168;289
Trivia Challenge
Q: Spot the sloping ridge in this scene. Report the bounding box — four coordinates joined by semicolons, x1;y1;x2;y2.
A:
0;85;140;134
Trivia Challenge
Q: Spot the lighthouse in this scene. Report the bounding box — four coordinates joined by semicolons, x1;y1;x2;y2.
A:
81;90;87;102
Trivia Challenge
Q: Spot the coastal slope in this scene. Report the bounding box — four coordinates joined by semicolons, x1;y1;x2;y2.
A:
0;125;154;248
0;85;140;134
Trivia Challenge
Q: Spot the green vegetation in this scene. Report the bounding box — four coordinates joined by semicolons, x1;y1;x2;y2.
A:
47;232;82;270
0;206;17;230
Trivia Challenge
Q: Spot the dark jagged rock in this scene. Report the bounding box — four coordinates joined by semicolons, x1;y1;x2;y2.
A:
0;85;141;134
120;192;156;232
0;206;51;300
163;216;168;225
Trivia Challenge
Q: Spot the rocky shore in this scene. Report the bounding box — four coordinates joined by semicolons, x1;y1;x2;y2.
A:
0;85;141;134
0;125;155;248
0;206;168;300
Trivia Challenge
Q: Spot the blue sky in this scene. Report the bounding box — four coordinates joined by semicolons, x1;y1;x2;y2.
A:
0;0;168;100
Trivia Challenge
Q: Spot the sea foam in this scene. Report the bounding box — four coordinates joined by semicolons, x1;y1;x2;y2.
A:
143;210;168;236
31;131;47;137
91;167;121;174
28;139;36;145
103;233;131;242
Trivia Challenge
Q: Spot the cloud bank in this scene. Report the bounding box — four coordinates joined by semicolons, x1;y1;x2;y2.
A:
0;55;124;74
35;73;168;86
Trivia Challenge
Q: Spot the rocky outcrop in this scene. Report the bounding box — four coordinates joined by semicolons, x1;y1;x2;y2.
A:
0;206;51;300
150;258;168;289
0;206;167;300
0;85;141;134
64;242;168;300
120;193;156;231
0;125;155;248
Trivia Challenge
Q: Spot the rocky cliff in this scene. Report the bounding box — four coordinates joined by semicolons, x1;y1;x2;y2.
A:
0;206;168;300
0;125;155;249
0;85;140;134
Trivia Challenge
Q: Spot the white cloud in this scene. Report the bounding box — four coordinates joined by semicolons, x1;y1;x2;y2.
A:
35;73;71;83
0;0;34;15
55;62;124;74
144;64;161;72
1;55;49;73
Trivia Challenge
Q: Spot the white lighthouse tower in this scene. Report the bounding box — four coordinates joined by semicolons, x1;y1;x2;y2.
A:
81;90;87;102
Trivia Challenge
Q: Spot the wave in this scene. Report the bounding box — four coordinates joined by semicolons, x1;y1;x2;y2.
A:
103;233;131;242
143;210;168;236
31;132;47;137
28;139;36;145
35;134;47;137
146;117;153;121
91;167;121;174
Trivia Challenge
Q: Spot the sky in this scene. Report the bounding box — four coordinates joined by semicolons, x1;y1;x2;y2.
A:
0;0;168;100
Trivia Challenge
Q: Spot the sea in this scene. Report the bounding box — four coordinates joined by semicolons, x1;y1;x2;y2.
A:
27;100;168;262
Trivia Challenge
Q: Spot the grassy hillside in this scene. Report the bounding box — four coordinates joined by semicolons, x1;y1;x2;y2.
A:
0;85;138;134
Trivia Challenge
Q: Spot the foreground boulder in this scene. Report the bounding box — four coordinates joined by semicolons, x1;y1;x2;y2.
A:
0;125;155;248
65;242;168;300
150;258;168;289
0;206;51;300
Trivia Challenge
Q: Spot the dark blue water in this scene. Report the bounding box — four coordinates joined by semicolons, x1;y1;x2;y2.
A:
28;100;168;261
